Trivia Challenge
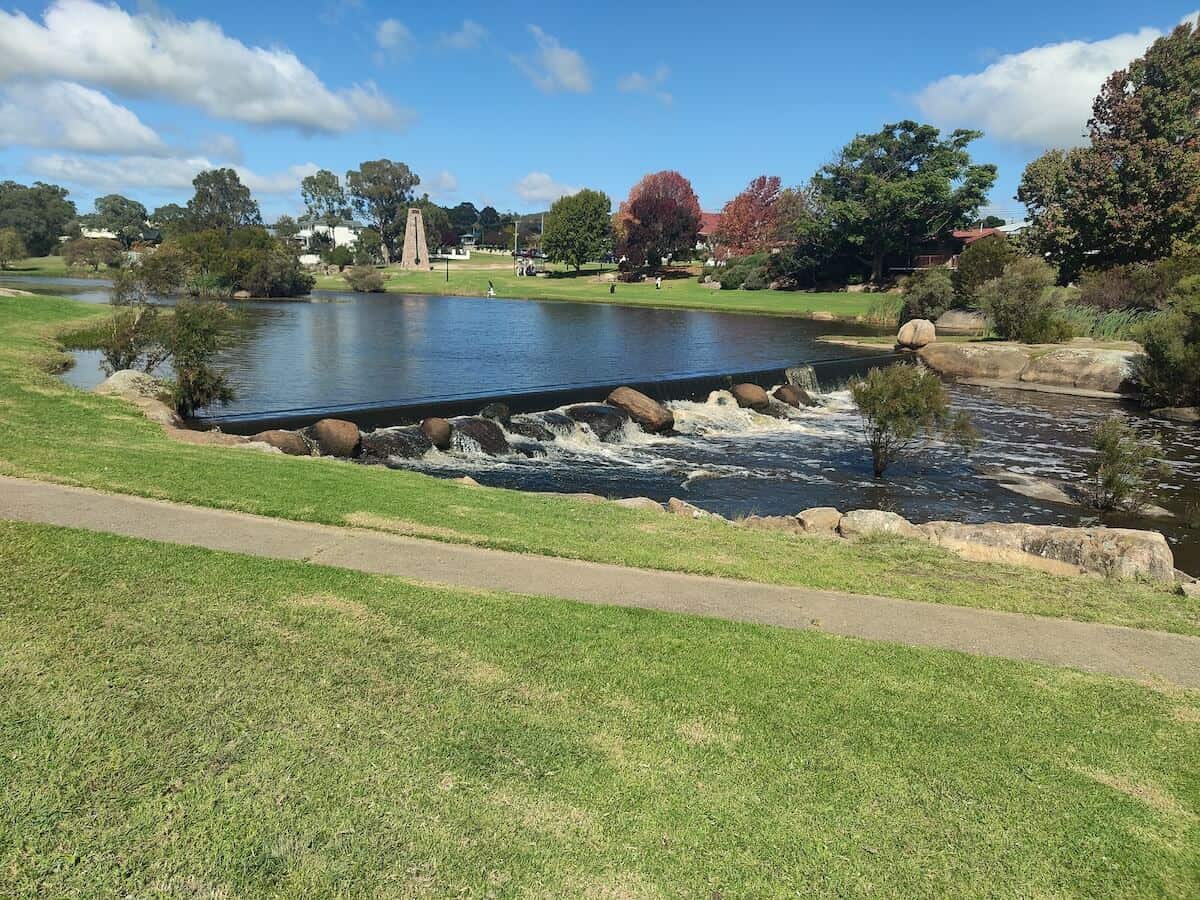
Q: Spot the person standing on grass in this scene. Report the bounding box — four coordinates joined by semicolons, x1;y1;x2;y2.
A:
655;276;662;290
487;280;495;298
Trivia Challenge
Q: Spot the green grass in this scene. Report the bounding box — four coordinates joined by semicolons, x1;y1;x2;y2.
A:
2;254;106;279
314;259;877;318
2;520;1197;897
1;293;1197;635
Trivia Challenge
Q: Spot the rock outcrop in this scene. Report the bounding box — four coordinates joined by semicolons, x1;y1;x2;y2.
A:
773;385;816;408
613;496;664;512
306;418;361;458
896;318;936;349
250;429;311;456
565;404;630;442
93;370;182;428
919;521;1175;585
449;417;510;455
478;402;511;425
361;426;432;460
797;507;843;534
934;309;988;335
1020;348;1136;394
918;343;1032;381
837;509;922;538
667;497;720;519
742;514;804;534
1151;407;1200;424
506;416;558;442
730;383;770;410
606;386;674;433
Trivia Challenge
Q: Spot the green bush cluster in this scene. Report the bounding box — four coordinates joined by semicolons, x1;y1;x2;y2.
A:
1133;276;1200;409
899;267;954;323
953;234;1014;302
977;257;1074;343
717;253;771;290
1077;246;1200;311
344;266;385;293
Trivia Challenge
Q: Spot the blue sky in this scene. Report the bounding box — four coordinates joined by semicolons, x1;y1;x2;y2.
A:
0;0;1196;222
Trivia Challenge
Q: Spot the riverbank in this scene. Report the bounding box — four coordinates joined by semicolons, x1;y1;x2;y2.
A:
2;293;1197;634
5;519;1197;896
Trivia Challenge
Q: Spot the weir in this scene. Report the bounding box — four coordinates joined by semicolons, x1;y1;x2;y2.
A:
197;352;904;435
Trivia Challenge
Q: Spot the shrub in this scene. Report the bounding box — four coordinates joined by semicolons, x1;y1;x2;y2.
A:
0;227;25;268
953;234;1014;302
1077;264;1166;311
742;269;768;291
1085;418;1168;513
62;237;123;272
717;252;770;290
164;299;235;417
864;294;904;326
899;267;954;323
344;266;385;293
1133;276;1200;408
323;245;354;268
977;257;1073;343
850;364;977;478
1059;305;1156;341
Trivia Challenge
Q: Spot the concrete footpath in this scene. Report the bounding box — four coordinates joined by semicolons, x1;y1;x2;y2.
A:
2;475;1198;688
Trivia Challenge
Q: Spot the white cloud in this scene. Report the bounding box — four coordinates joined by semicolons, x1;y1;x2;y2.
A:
0;81;165;154
512;26;591;93
198;133;243;163
0;0;412;133
915;14;1199;148
375;18;414;62
514;172;578;204
438;19;486;50
28;153;319;194
427;170;459;197
618;64;672;105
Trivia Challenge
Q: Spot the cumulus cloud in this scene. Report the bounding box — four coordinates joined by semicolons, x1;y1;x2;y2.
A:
438;19;486;50
28;153;319;194
618;64;672;105
0;81;165;154
512;26;591;93
427;170;459;197
915;14;1199;148
375;18;414;63
0;0;412;132
198;133;243;163
514;172;578;204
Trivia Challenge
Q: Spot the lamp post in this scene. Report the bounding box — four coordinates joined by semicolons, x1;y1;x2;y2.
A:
445;256;449;283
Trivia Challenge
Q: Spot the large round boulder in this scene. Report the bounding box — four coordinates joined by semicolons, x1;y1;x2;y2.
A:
478;402;511;425
896;318;936;350
361;426;432;461
539;412;577;436
730;383;770;410
507;416;557;441
565;404;630;442
772;384;816;408
450;417;510;455
420;417;452;450
306;418;362;457
251;429;311;456
605;386;674;433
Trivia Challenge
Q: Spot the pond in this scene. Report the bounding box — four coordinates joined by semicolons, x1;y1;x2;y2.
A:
7;273;1198;575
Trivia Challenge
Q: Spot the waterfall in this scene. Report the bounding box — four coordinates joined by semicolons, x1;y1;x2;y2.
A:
786;365;819;394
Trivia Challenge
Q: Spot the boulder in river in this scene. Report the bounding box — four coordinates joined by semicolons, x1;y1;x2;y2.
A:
506;416;557;441
565;404;630;442
478;402;511;425
896;318;936;350
420;417;453;450
606;386;674;433
772;384;816;408
539;412;577;436
361;426;432;461
918;343;1032;381
510;440;549;458
306;418;362;458
730;383;770;411
1019;347;1137;395
450;416;510;455
250;429;312;456
1151;406;1200;424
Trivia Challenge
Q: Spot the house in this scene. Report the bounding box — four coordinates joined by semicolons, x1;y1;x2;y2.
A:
697;212;722;251
908;223;1028;271
294;221;366;252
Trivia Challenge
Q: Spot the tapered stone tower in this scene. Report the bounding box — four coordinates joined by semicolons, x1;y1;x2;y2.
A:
399;207;429;270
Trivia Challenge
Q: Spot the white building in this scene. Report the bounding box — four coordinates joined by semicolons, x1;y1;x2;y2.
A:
294;222;364;251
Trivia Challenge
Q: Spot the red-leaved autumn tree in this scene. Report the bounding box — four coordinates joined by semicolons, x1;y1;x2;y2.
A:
713;175;782;258
614;170;702;269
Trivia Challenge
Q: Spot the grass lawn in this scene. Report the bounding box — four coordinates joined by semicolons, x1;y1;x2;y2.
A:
313;259;881;319
2;520;1197;897
1;255;105;279
1;293;1196;635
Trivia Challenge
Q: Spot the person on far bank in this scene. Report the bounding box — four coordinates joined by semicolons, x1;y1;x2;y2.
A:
487;280;495;298
655;276;662;290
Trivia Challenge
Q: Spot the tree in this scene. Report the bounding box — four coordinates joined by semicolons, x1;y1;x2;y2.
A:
301;169;349;228
187;169;261;232
813;121;996;283
151;203;194;239
354;229;383;265
1085;418;1168;513
0;227;26;268
90;194;148;247
447;202;479;235
542;189;612;271
714;175;782;258
165;299;235;417
1133;276;1200;408
614;170;702;269
952;234;1015;302
977;257;1072;343
62;237;123;272
345;159;419;264
1019;22;1200;279
273;215;300;242
0;180;76;256
850;364;976;478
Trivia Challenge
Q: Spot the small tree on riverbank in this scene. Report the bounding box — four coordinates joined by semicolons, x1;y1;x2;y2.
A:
0;227;25;269
165;300;235;417
543;189;611;272
1085;418;1169;513
977;257;1073;343
850;364;976;477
